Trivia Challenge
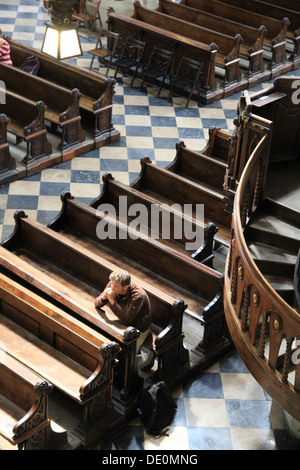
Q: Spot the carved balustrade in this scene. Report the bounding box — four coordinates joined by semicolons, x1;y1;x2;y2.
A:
224;133;300;421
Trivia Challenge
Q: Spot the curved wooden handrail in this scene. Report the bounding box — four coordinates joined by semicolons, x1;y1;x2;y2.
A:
224;133;300;421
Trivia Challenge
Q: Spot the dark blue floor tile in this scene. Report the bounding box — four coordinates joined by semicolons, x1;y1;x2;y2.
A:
52;160;72;170
124;87;147;96
0;5;19;11
13;25;35;32
199;100;223;109
148;96;173;106
224;109;238;119
129;173;140;184
126;126;152;137
16;12;39;19
0;209;4;225
81;148;100;158
124;105;150;115
7;195;39;210
0;185;9;194
113;114;125;125
113;95;124;104
175;107;200;117
127;148;155;160
75;197;95;205
24;173;41;182
155;161;173;168
40;182;70;196
178;128;204;139
0;18;16;24
107;136;127;148
100;159;128;172
153;137;179;148
183;373;224;399
151;116;177;127
71;170;100;184
226;399;271;429
201;118;228;129
37;210;59;226
1;225;14;242
219;350;249;373
101;425;145;450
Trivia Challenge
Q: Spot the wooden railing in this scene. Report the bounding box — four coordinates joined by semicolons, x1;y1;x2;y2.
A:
224;133;300;421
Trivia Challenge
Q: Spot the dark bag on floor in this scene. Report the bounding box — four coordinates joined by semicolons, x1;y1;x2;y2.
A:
20;55;40;75
138;381;177;437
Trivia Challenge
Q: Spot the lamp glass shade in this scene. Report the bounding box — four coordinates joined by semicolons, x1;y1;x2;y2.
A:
42;23;82;60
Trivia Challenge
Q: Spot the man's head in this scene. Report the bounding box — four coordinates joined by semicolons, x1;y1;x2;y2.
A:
109;269;131;295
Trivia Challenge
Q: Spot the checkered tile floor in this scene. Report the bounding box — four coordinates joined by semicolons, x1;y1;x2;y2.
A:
1;0;300;451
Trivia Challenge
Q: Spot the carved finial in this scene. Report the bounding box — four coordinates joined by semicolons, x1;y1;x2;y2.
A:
100;342;120;358
34;380;53;396
122;326;140;342
60;191;73;203
172;299;187;316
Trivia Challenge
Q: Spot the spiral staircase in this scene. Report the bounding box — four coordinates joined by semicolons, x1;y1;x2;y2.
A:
223;76;300;422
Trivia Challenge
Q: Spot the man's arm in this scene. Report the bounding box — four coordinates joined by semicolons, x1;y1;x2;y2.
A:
109;290;143;326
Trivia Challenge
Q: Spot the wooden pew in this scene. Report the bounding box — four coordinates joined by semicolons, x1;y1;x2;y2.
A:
0;214;140;412
157;0;268;83
49;194;194;379
90;173;219;263
106;8;221;104
130;157;232;245
0;90;53;169
7;38;120;147
0;113;19;185
180;0;292;75
201;126;232;163
50;191;223;309
218;0;300;30
0;62;85;155
217;0;300;68
0;211;189;389
164;140;231;260
0;273;119;430
49;191;226;366
132;1;244;94
261;0;299;11
167;141;228;192
0;350;55;450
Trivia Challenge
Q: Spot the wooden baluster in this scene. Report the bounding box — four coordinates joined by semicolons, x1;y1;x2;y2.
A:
231;257;238;305
241;181;250;228
258;311;269;358
241;285;250;332
282;336;293;384
227;229;234;278
253;159;264;207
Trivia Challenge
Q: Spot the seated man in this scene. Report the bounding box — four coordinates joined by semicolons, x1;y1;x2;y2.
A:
94;269;154;372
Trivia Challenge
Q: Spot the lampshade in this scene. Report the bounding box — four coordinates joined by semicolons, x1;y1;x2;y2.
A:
42;22;82;60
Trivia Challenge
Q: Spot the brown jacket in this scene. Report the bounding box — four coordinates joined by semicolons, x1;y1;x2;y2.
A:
95;281;152;332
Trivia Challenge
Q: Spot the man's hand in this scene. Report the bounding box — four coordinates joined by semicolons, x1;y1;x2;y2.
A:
105;287;117;305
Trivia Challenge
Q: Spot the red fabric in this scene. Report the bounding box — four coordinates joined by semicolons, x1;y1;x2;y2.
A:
0;41;12;66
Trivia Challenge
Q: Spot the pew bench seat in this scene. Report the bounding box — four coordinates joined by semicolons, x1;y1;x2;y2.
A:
7;120;27;141
0;351;53;450
0;315;92;405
